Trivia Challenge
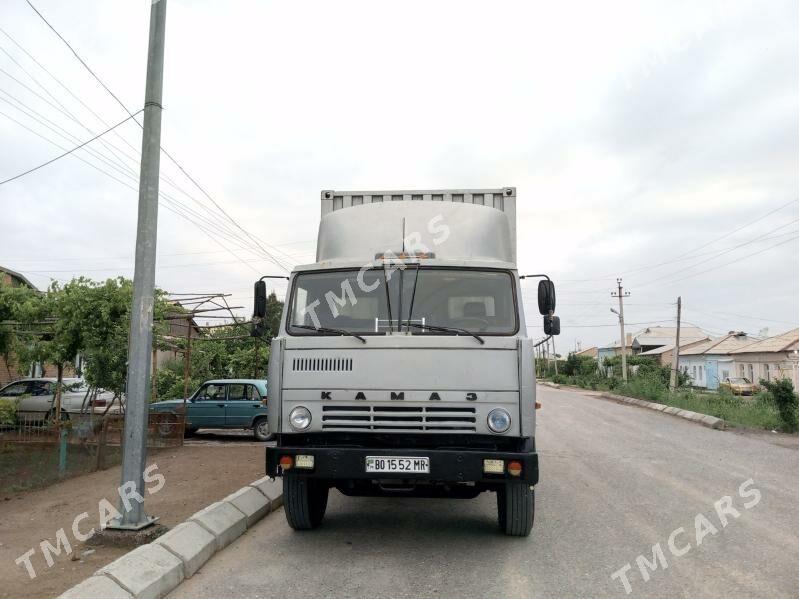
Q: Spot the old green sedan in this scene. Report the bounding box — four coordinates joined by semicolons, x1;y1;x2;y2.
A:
150;379;271;441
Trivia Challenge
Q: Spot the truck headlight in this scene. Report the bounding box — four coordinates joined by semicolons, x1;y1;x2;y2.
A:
289;406;312;431
487;408;511;433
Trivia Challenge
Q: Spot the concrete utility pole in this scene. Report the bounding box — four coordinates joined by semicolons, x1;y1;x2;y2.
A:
670;297;682;391
110;0;167;530
551;336;558;376
182;323;193;400
612;278;630;382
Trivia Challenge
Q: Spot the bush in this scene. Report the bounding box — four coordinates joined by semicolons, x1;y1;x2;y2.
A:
621;374;669;402
0;398;17;425
760;378;798;433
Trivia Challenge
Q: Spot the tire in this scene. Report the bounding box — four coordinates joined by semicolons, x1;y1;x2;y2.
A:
45;410;70;425
157;413;177;438
497;483;534;537
252;418;274;442
284;475;329;530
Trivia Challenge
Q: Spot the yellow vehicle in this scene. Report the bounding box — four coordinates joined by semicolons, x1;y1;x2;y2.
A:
719;377;760;396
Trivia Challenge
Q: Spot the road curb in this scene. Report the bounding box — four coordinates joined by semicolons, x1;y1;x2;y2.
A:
599;392;726;430
540;381;561;389
56;476;284;599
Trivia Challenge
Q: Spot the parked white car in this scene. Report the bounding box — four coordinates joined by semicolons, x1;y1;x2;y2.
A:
0;378;119;423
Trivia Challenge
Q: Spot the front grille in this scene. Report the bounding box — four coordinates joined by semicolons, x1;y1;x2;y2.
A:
321;404;476;432
292;357;353;372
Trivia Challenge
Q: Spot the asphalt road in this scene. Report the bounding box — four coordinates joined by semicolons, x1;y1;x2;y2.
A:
169;386;799;598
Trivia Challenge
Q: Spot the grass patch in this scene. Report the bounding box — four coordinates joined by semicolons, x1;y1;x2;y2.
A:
545;372;794;431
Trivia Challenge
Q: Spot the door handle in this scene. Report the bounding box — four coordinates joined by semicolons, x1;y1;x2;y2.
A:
216;403;225;407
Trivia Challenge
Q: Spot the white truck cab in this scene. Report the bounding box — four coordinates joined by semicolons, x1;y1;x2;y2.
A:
256;188;559;536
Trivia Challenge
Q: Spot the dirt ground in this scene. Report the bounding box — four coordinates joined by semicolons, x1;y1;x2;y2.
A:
0;432;265;599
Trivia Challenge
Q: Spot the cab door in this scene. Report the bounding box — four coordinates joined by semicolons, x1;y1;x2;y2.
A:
225;383;262;428
190;383;227;428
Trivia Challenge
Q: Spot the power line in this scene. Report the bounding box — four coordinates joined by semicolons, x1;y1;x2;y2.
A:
551;197;799;286
0;109;142;185
670;197;799;261
652;231;799;288
24;0;132;116
526;319;675;329
685;307;799;328
23;0;295;273
637;220;799;288
0;107;267;276
0;92;279;274
1;240;313;263
0;41;137;175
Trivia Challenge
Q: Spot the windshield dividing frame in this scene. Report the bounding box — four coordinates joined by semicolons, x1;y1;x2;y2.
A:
285;266;520;338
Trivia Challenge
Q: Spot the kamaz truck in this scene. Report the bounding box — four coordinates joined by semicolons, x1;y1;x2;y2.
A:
254;187;559;536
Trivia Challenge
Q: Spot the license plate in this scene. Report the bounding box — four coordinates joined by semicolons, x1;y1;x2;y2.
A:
365;456;430;474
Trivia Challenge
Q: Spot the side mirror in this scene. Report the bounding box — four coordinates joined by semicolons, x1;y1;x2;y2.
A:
544;315;560;336
537;280;556;315
253;280;267;319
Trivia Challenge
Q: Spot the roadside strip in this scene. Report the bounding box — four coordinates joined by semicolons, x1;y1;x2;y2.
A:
538;382;726;431
56;477;283;599
598;391;727;430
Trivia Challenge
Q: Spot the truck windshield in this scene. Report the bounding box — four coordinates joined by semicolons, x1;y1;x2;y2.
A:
288;268;517;335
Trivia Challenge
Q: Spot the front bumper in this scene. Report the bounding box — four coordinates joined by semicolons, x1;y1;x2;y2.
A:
266;445;539;485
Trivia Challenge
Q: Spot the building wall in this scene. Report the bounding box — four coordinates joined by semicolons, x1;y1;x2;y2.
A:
0;355;24;387
678;354;735;389
0;356;77;387
597;347;618;365
679;355;709;388
731;352;796;386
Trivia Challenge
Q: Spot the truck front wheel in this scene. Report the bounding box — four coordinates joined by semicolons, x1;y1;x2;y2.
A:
497;483;535;537
284;475;329;530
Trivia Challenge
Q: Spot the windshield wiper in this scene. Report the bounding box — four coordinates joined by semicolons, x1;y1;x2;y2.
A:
405;322;484;345
292;324;367;343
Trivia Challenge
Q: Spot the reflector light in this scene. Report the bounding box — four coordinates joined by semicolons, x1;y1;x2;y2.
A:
535;401;542;410
295;455;315;469
507;460;523;477
279;456;294;470
483;459;505;474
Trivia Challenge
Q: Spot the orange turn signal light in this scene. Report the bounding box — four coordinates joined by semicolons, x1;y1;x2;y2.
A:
279;456;294;470
535;401;542;410
507;460;523;477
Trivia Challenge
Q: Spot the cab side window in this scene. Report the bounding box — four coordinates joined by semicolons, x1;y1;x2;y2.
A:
30;381;53;396
0;382;31;397
196;384;226;401
228;384;256;401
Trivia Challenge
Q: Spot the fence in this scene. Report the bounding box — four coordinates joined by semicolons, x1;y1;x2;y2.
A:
0;412;185;494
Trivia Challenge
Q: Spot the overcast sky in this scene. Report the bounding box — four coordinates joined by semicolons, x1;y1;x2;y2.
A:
2;0;798;352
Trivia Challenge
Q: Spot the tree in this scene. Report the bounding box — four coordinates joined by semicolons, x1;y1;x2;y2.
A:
5;277;171;403
0;282;39;379
153;295;283;401
760;378;798;433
